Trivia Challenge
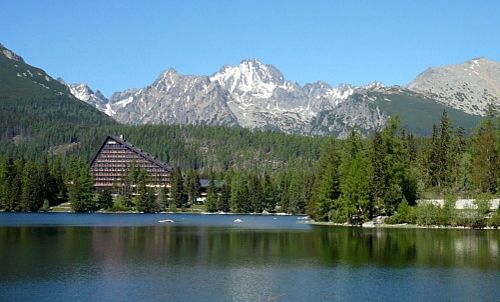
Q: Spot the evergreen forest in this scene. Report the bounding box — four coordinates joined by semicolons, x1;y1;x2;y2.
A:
1;104;500;227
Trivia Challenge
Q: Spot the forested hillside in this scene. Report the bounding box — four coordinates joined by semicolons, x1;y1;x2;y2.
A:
1;110;499;229
0;43;116;159
1;124;324;171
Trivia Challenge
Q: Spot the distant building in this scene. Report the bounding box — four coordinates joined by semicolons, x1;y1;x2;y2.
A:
90;135;171;190
197;179;225;203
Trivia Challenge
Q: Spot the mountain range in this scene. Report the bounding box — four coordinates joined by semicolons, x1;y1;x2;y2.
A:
2;42;498;137
68;57;499;136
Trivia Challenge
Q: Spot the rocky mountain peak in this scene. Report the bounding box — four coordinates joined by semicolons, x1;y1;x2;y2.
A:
362;81;385;90
0;43;25;63
152;68;183;90
68;82;110;114
69;83;95;101
64;56;493;137
407;57;500;115
210;59;285;96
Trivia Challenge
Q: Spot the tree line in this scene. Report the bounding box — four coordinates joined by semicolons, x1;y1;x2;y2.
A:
0;110;499;227
307;111;500;227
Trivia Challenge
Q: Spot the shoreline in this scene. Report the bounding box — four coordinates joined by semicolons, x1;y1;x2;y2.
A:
305;220;500;230
0;209;297;216
1;211;497;230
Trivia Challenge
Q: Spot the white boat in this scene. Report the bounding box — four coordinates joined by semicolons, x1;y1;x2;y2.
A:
233;219;243;223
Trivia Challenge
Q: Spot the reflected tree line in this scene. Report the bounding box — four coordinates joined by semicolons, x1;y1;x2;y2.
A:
0;225;498;280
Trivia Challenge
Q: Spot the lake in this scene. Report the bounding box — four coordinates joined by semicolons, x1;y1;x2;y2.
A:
0;213;499;301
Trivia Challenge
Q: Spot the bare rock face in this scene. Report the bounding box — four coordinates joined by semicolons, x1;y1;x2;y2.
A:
0;43;25;63
67;58;492;136
109;69;238;126
310;96;388;138
104;60;356;133
68;83;110;114
407;58;500;115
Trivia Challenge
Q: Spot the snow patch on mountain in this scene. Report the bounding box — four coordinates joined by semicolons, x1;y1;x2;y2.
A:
68;57;495;136
68;83;109;111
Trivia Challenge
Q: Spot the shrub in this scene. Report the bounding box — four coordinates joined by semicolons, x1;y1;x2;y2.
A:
474;193;491;216
386;199;415;224
468;193;492;228
111;195;133;212
488;209;500;229
439;195;457;226
415;202;440;226
329;209;347;223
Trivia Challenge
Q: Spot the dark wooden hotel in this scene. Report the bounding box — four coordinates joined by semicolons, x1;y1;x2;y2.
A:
90;135;171;190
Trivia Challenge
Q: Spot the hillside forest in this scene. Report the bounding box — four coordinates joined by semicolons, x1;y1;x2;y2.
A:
0;109;499;228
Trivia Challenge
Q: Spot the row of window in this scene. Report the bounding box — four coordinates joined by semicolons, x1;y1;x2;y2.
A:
92;172;170;178
93;160;160;166
91;166;167;172
94;179;168;182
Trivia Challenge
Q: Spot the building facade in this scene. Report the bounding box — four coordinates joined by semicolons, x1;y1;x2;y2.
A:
90;135;171;190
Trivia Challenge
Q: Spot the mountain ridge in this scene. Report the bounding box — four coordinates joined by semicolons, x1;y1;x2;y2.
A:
67;58;492;136
407;57;500;115
1;42;490;137
0;43;115;146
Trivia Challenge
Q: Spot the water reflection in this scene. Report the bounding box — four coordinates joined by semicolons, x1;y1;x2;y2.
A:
1;220;499;301
1;225;498;283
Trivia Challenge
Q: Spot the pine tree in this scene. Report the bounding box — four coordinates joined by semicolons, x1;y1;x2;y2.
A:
0;156;6;210
50;158;68;206
450;126;468;191
426;123;438;188
261;171;277;212
369;131;387;215
40;159;57;206
5;159;24;212
308;138;341;221
171;167;188;209
425;111;456;191
436;110;452;189
0;157;14;210
69;162;95;212
230;172;250;213
20;162;44;211
217;171;231;212
205;172;218;212
406;133;418;163
287;169;307;214
247;173;263;213
135;169;159;213
69;176;84;212
277;172;290;213
97;187;113;210
379;116;411;215
471;114;499;193
339;129;371;223
157;186;170;211
80;165;96;210
185;169;200;206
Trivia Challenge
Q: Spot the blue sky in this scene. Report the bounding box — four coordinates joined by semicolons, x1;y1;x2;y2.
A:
1;0;499;96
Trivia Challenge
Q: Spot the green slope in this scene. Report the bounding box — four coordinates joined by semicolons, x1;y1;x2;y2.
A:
367;90;482;135
0;44;116;154
311;89;482;137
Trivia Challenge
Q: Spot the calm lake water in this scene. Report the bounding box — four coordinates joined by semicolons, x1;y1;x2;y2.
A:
0;213;499;302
